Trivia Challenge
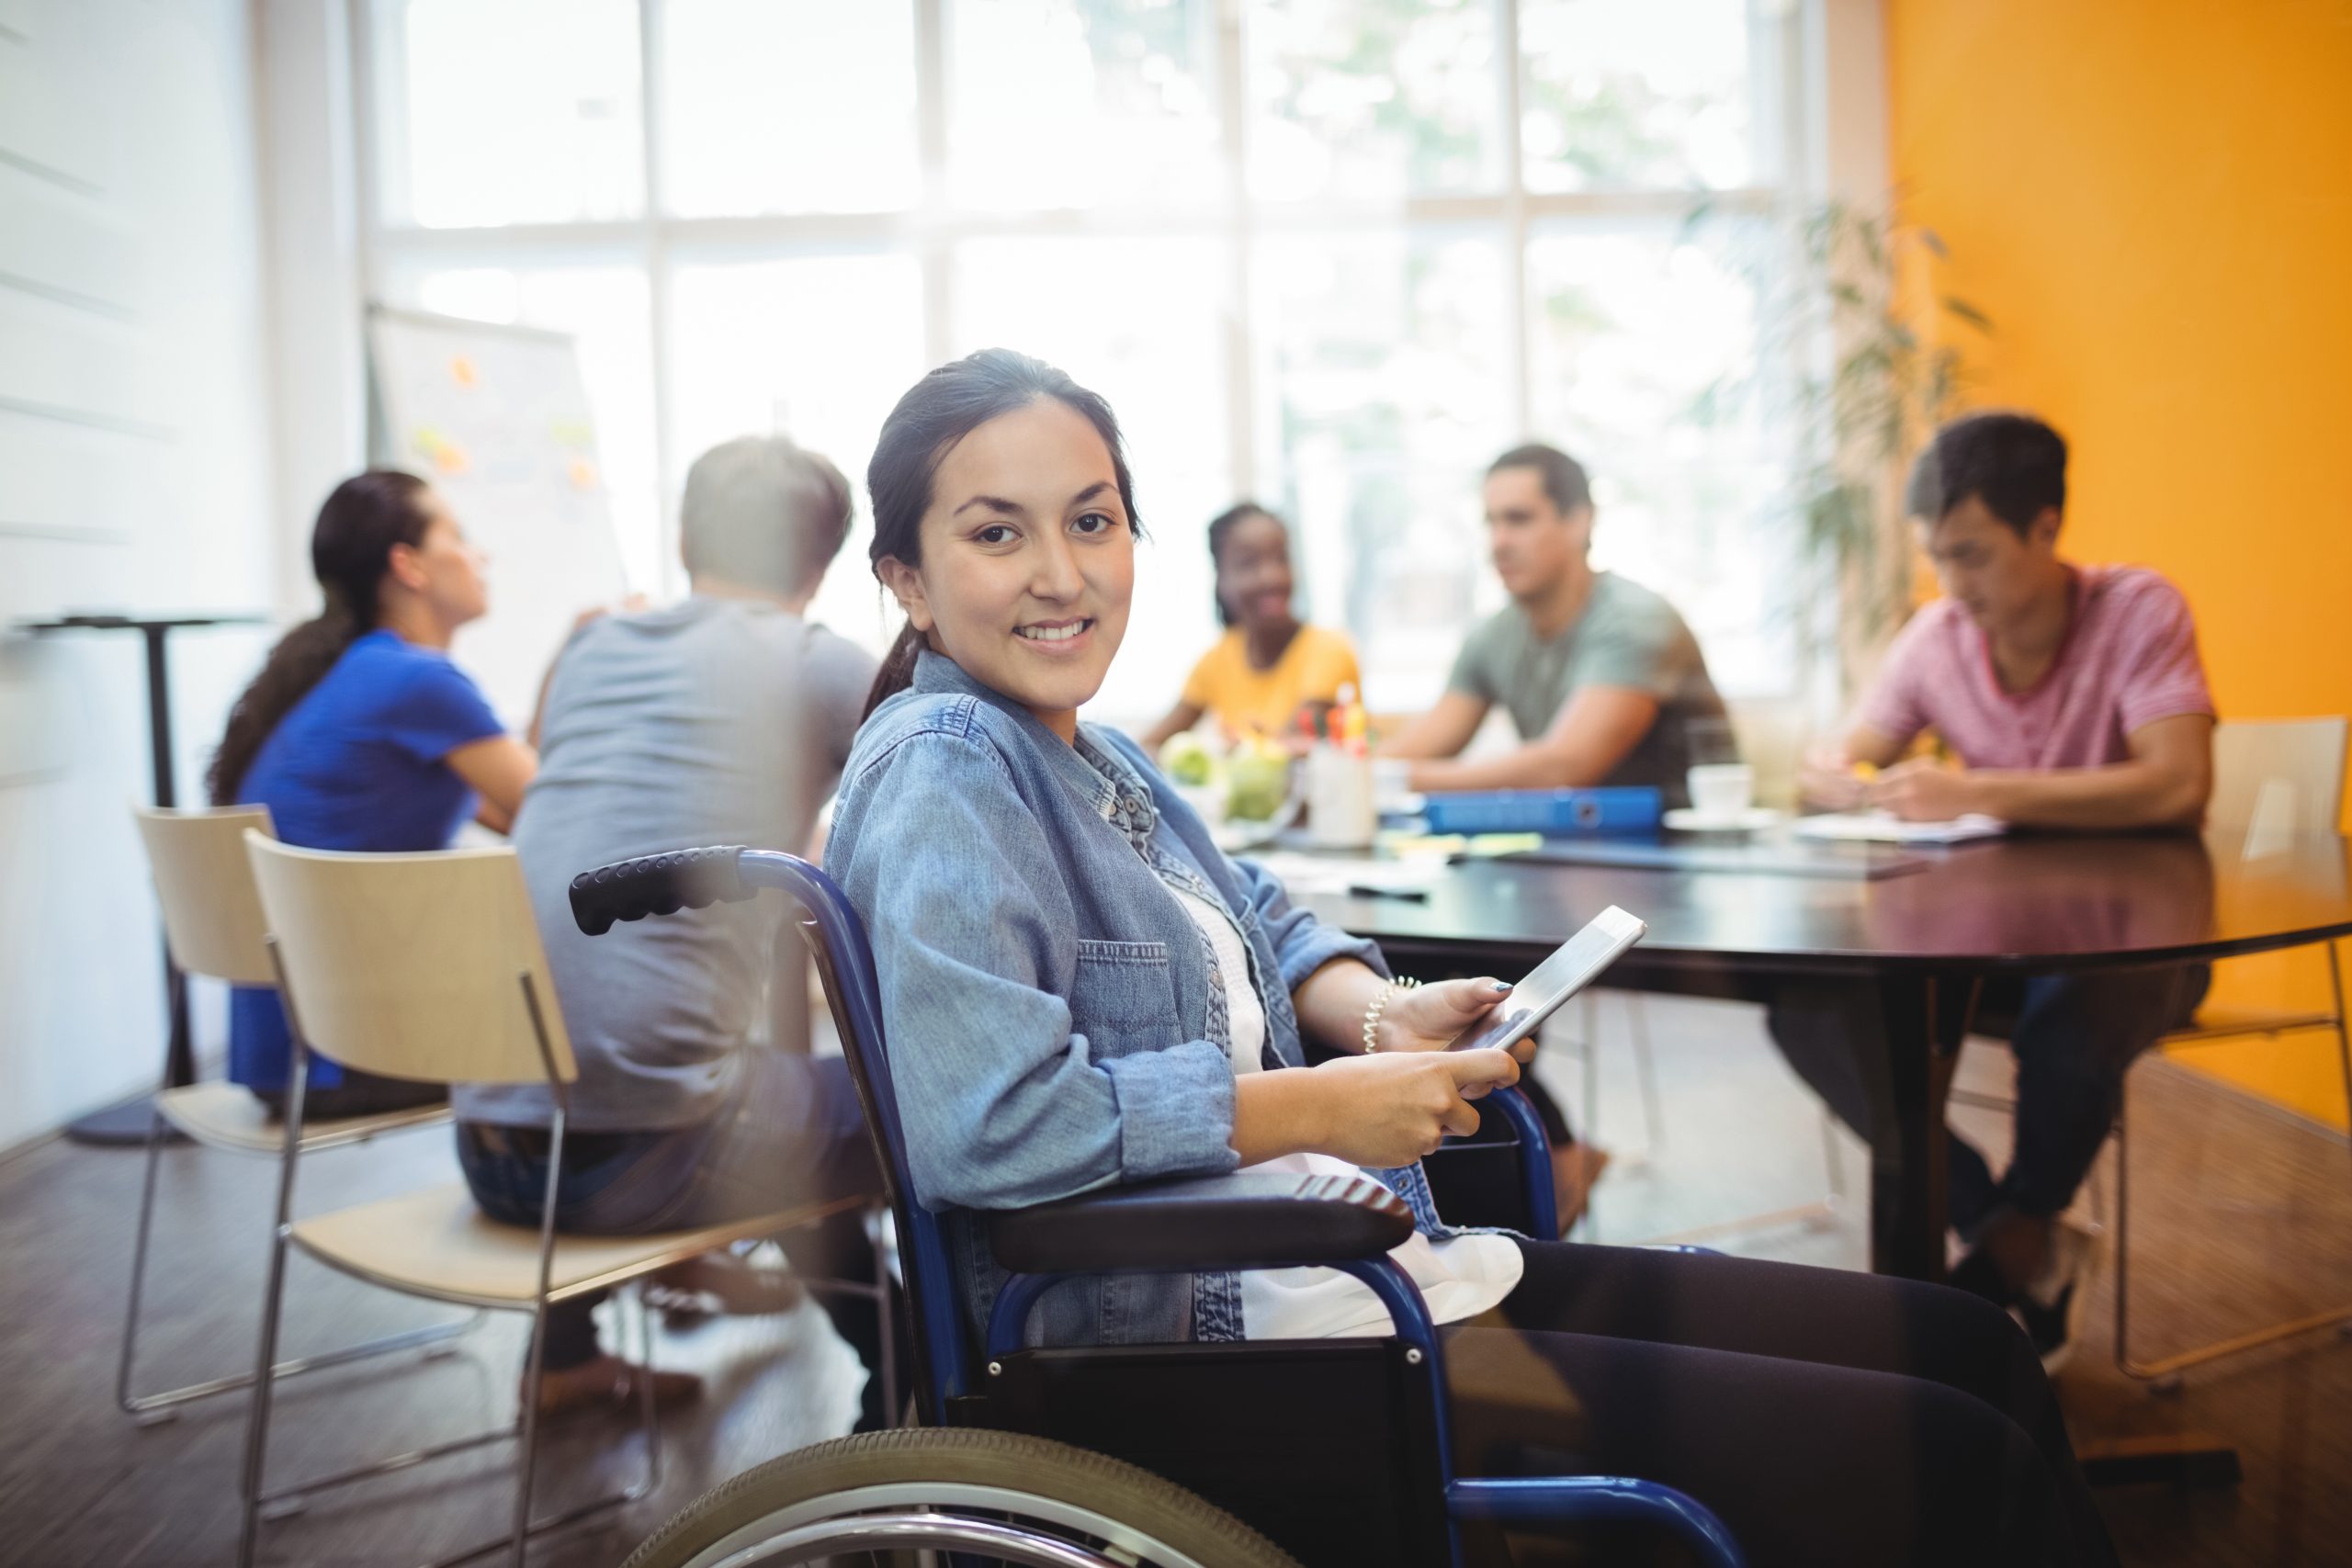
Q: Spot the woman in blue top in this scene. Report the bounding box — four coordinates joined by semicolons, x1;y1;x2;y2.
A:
826;351;2115;1568
209;469;537;1117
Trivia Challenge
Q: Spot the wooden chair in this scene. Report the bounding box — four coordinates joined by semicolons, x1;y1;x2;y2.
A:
121;806;464;1423
234;834;866;1568
2115;716;2352;1384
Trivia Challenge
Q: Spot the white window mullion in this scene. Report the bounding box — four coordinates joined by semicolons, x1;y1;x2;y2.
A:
1217;0;1254;500
1498;0;1531;443
348;0;390;303
639;0;683;595
644;240;678;594
914;0;953;370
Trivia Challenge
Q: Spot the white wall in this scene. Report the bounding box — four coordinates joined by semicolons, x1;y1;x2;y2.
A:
0;0;280;1147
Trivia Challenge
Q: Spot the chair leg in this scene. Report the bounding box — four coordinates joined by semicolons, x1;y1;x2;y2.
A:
234;1218;298;1566
509;1297;554;1568
2112;1086;2142;1382
634;1284;663;1497
115;1103;169;1421
408;1293;667;1568
1619;1009;1848;1250
1627;993;1667;1156
2116;951;2352;1383
236;1017;314;1568
2335;942;2352;1204
1579;990;1601;1240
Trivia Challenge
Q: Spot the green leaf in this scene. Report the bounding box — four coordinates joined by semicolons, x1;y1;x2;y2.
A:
1941;296;1992;331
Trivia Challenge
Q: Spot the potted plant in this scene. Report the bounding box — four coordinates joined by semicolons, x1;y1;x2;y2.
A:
1786;198;1993;697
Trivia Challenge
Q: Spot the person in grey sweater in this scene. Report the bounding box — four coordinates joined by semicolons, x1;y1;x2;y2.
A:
453;434;894;1427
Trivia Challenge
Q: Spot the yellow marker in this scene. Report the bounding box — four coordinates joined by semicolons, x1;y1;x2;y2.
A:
1851;761;1879;782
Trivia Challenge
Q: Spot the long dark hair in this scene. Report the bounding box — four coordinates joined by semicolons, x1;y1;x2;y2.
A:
207;470;435;803
1205;501;1281;627
861;349;1142;720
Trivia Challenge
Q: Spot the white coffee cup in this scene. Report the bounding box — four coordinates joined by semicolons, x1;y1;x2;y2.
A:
1686;762;1755;821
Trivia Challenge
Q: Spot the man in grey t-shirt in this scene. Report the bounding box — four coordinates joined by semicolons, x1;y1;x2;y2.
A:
451;435;896;1427
1381;443;1727;808
1381;443;1726;1232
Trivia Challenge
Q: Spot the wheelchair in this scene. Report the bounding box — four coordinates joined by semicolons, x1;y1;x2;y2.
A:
570;845;1746;1568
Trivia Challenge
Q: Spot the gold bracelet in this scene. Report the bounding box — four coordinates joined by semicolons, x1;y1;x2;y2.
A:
1361;976;1421;1054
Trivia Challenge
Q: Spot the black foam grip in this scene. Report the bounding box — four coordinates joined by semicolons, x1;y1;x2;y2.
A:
570;845;752;936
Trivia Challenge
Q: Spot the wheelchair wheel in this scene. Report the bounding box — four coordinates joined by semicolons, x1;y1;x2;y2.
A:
623;1427;1303;1568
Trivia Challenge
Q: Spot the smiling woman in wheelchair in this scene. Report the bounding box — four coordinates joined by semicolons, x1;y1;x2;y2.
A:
818;348;2116;1568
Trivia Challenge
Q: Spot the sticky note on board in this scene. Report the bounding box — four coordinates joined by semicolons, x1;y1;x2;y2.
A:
451;355;478;388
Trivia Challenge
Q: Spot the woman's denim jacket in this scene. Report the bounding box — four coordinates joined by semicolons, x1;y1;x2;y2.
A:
827;651;1461;1350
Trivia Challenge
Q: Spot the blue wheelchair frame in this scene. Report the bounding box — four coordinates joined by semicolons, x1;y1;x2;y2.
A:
571;846;1745;1568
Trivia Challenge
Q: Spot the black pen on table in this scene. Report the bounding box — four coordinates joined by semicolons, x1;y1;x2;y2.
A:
1348;883;1429;903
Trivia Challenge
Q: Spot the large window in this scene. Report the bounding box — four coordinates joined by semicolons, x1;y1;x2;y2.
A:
361;0;1808;718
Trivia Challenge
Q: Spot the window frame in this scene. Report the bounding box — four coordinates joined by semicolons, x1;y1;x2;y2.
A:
352;0;1820;701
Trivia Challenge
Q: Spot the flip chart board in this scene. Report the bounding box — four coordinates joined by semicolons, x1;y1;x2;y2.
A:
367;307;628;725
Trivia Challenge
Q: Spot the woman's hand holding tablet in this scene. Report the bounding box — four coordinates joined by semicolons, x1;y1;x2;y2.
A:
1444;906;1648;1054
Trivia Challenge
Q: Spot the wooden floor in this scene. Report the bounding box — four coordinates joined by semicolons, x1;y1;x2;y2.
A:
5;995;2350;1566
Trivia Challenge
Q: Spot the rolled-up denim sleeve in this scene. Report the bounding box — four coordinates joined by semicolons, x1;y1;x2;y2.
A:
828;728;1238;1213
1230;853;1391;991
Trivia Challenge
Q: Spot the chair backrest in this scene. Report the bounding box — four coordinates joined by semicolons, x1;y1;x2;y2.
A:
2208;717;2348;847
243;832;577;1088
133;806;278;986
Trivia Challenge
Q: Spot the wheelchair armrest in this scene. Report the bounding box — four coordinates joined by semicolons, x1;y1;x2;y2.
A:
989;1169;1413;1276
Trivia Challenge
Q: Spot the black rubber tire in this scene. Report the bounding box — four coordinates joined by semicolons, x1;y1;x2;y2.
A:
622;1427;1305;1568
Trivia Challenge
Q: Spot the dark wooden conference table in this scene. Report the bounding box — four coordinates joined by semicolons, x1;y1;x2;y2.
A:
1296;829;2352;1281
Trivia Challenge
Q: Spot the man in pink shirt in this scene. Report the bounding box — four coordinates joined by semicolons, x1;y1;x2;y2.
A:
1778;412;2215;1371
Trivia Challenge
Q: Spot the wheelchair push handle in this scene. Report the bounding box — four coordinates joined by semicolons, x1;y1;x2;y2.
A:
570;844;756;935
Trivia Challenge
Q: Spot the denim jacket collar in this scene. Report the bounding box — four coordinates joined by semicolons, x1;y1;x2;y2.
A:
910;649;1157;836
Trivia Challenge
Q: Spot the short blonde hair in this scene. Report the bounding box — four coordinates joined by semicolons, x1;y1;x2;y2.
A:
679;434;854;595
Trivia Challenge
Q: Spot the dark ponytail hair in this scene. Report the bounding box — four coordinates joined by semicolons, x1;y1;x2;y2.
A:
1205;502;1282;627
861;349;1142;720
207;470;435;803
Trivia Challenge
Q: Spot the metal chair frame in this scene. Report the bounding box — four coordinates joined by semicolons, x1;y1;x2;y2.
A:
2109;716;2352;1382
232;838;897;1568
2114;939;2352;1385
236;953;666;1568
1565;989;1848;1248
117;1080;470;1423
120;803;479;1421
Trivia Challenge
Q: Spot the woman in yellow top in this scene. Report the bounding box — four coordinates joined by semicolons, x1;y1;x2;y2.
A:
1141;502;1362;751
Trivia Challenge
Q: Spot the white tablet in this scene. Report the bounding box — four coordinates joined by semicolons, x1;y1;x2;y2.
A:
1444;905;1648;1053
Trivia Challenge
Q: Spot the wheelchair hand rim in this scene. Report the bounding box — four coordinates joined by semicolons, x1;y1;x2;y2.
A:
674;1480;1231;1568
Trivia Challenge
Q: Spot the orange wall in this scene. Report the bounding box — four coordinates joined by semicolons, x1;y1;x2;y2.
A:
1888;0;2352;751
1888;0;2352;1128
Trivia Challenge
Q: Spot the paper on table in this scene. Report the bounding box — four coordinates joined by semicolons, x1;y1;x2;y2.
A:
1248;851;1451;897
1791;811;2008;845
